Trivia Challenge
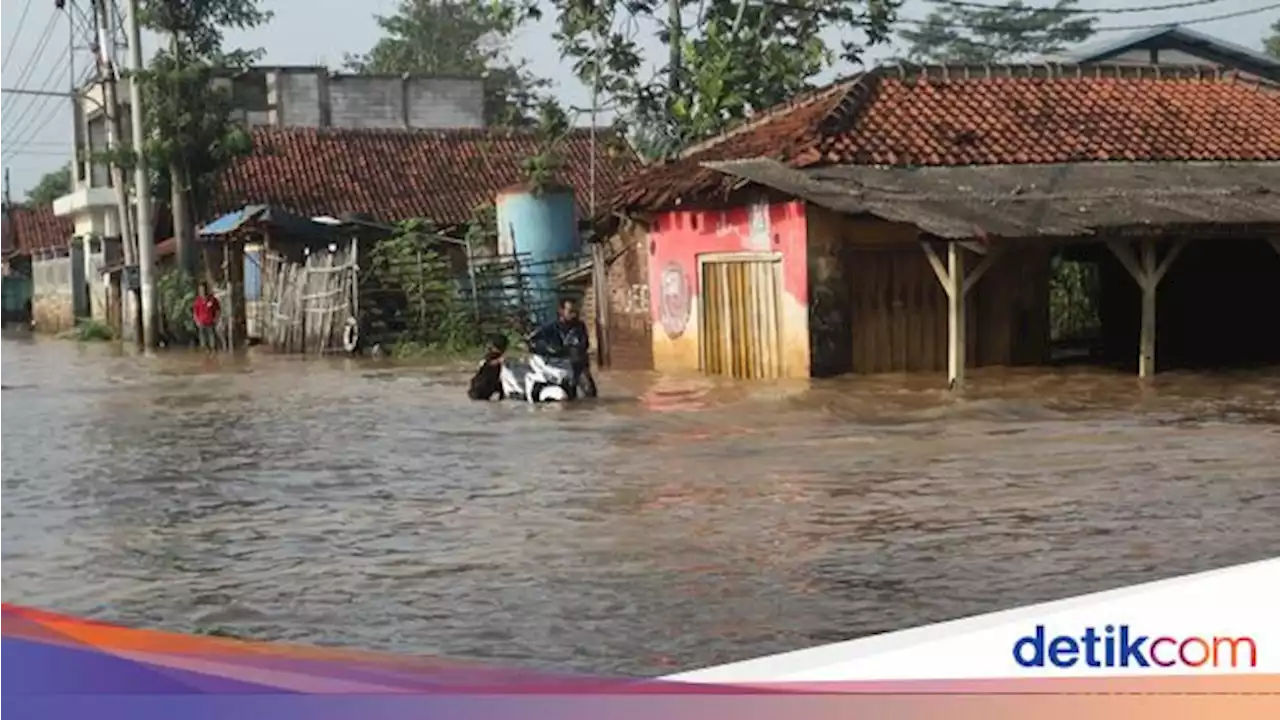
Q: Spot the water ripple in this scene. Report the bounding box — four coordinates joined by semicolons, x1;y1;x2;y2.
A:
2;335;1279;676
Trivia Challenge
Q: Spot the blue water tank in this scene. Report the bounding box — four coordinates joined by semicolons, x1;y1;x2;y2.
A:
495;186;579;323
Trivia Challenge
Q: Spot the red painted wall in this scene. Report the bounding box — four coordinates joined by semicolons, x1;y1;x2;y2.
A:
647;199;810;377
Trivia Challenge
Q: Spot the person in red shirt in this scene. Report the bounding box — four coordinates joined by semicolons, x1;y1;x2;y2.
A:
192;282;221;352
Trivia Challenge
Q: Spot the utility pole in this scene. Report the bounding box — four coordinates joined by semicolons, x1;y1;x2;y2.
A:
168;33;195;276
124;0;157;348
93;0;141;342
91;0;136;259
66;0;78;198
667;0;682;100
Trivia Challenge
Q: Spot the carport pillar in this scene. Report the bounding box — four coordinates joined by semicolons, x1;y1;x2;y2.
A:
1107;238;1188;379
921;238;1002;390
947;242;966;389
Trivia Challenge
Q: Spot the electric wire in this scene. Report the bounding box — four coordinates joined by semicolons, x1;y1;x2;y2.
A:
3;10;61;97
1;0;36;74
762;0;1280;32
924;0;1237;14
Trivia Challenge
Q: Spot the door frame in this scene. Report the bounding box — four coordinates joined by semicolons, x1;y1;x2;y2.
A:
696;251;785;376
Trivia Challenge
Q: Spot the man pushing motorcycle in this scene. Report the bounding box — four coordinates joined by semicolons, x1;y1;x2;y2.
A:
526;297;598;398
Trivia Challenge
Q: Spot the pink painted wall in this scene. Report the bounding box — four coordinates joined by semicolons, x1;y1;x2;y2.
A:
647;200;810;377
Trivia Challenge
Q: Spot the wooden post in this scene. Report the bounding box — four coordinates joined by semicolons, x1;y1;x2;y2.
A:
1138;239;1157;378
591;238;611;368
947;241;966;389
920;238;1002;390
1106;237;1188;379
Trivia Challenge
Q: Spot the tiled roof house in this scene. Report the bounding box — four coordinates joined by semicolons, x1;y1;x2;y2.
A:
613;62;1280;386
616;63;1280;214
215;126;643;229
2;204;74;257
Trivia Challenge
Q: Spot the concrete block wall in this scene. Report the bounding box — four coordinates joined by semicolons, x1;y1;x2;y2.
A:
403;77;485;129
329;76;404;128
31;256;74;332
272;70;485;131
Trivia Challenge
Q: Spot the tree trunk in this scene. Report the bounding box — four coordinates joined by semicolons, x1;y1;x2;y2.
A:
170;160;196;276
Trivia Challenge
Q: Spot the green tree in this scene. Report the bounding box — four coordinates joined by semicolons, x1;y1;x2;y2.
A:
551;0;900;160
132;0;273;274
25;164;71;207
345;0;550;127
898;0;1097;63
1265;19;1280;59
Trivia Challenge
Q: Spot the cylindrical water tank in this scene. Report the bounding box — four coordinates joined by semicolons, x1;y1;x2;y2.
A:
495;185;579;324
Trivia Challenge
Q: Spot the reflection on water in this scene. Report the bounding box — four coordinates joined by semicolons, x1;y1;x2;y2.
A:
2;335;1278;675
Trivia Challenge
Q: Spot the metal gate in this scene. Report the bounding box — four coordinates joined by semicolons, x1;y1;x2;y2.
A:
699;257;784;379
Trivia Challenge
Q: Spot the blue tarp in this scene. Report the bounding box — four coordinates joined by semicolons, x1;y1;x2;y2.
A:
197;205;337;243
197;208;258;236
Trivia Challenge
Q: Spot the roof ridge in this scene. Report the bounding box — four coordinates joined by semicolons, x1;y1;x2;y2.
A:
248;125;624;138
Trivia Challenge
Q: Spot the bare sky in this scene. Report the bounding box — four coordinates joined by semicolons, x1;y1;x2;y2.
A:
2;0;1277;199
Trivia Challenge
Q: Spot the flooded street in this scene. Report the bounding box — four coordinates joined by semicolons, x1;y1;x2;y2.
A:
2;335;1279;676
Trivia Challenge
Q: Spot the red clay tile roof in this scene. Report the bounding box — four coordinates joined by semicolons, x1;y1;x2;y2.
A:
2;204;73;255
617;63;1280;212
216;126;643;228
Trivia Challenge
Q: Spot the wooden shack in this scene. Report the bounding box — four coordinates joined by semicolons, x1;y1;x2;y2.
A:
611;64;1280;385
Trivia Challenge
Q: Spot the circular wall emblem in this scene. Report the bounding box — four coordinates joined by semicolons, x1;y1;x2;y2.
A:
658;262;691;339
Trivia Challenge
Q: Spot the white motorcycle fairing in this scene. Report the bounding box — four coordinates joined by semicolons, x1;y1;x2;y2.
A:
499;354;577;403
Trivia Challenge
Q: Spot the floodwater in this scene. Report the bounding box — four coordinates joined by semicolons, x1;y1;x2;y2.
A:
2;335;1279;676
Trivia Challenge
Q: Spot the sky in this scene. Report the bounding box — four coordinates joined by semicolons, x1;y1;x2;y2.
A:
2;0;1277;200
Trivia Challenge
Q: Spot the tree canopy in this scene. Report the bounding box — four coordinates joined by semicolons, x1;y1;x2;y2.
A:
1265;19;1280;59
25;165;71;207
345;0;550;127
898;0;1097;63
550;0;899;160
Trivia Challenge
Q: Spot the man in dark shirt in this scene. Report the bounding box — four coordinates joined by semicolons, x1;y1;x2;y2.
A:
528;298;597;398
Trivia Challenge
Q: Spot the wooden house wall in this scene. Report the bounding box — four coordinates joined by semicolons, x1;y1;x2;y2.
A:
806;206;1051;374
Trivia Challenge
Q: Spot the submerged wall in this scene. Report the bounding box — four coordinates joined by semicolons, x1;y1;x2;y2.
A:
647;199;810;378
31;255;74;333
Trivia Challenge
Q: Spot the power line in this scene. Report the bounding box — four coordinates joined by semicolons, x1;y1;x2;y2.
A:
3;50;74;160
4;148;75;157
2;10;62;115
763;0;1280;32
1;0;36;74
982;2;1280;31
923;0;1235;14
2;66;90;168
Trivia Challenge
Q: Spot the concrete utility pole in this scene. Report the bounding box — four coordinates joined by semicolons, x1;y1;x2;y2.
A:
66;1;78;197
91;0;138;266
124;0;157;348
94;0;142;345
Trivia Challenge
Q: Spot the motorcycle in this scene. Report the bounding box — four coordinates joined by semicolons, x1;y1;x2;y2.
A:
499;353;580;403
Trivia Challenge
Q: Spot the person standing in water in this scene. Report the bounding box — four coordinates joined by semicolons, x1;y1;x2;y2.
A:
192;282;221;353
528;297;597;398
468;334;508;400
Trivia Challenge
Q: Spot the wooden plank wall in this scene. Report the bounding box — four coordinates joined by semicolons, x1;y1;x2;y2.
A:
700;259;783;379
807;206;1051;374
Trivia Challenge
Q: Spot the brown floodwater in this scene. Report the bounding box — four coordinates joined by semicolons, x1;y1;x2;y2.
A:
2;334;1278;676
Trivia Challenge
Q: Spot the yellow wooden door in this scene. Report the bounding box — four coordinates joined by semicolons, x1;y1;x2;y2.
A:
700;259;783;379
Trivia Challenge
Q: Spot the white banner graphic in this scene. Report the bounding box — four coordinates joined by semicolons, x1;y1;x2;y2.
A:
668;558;1279;682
